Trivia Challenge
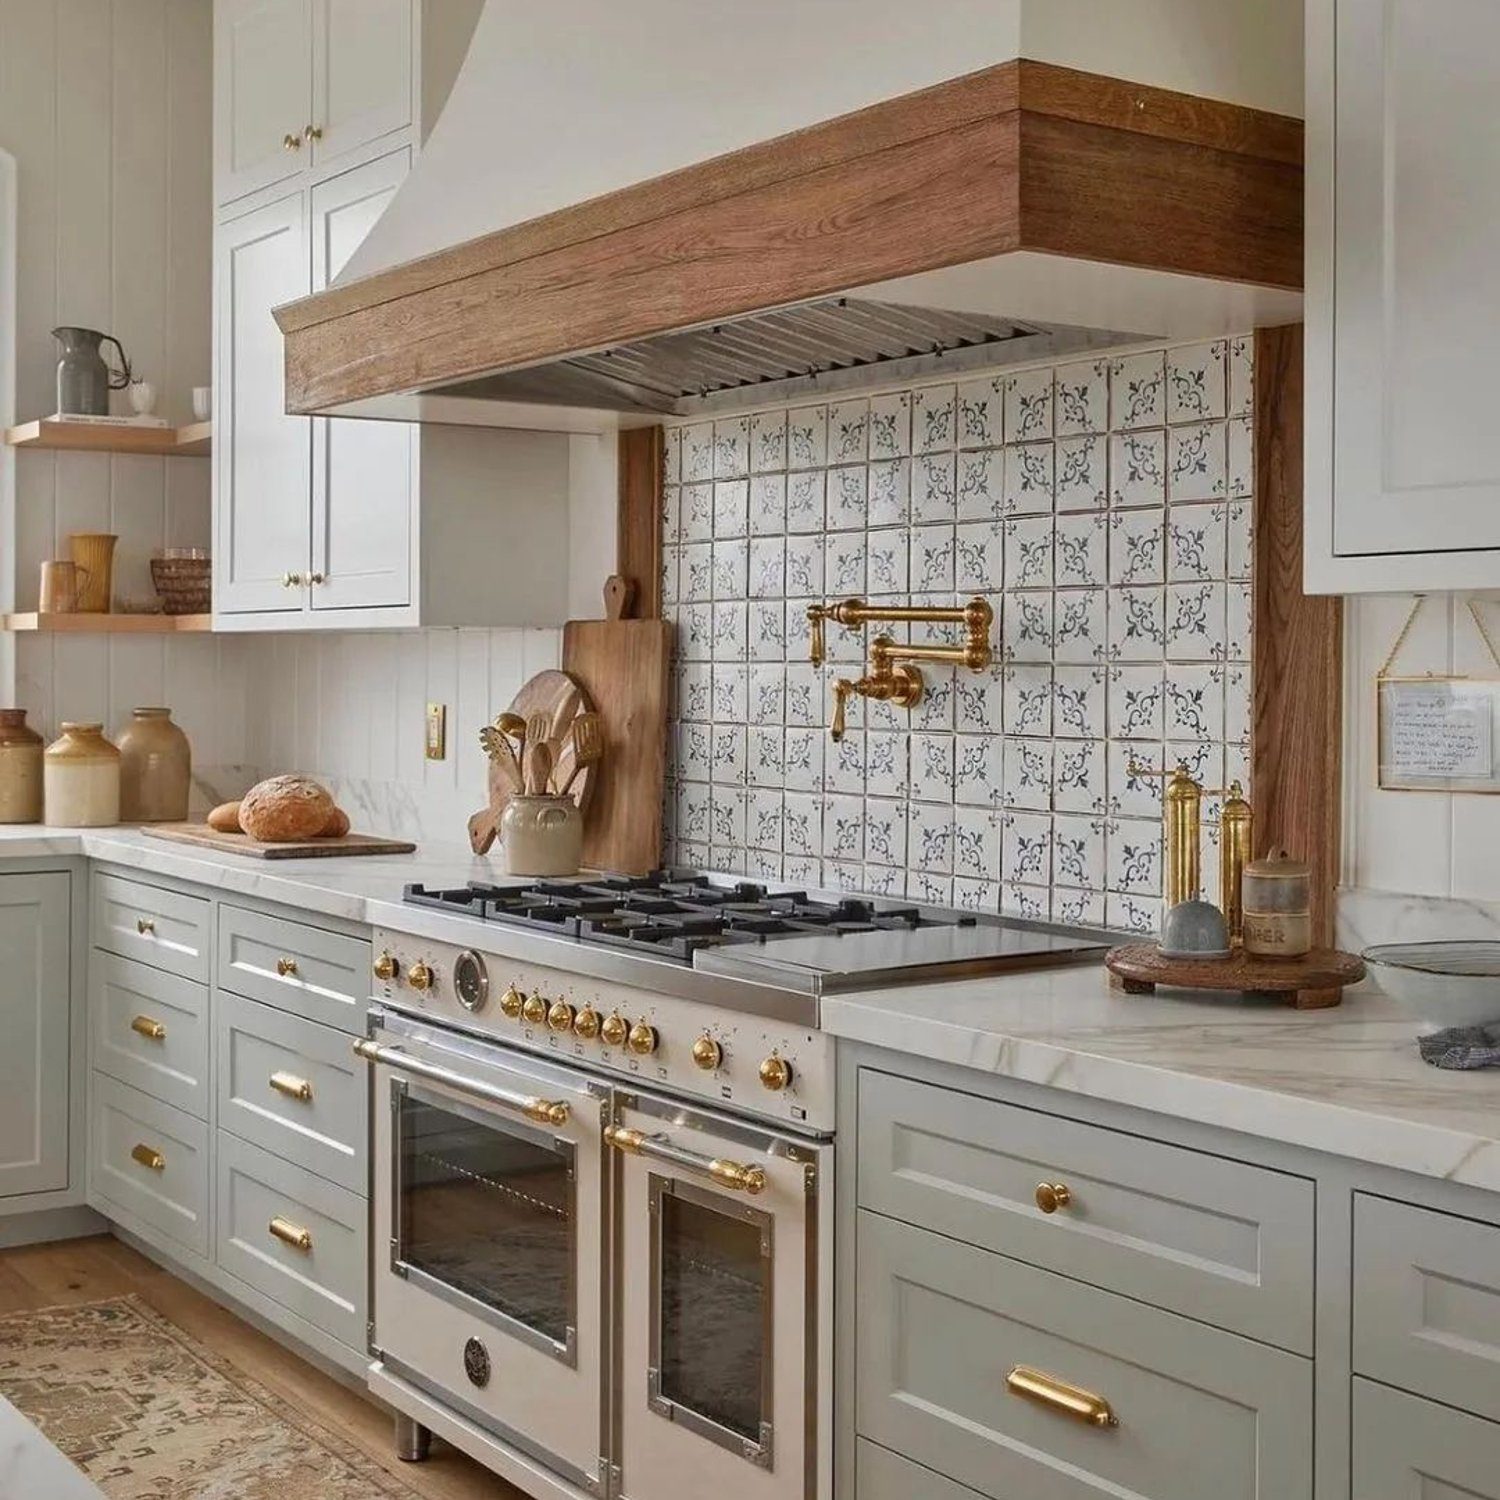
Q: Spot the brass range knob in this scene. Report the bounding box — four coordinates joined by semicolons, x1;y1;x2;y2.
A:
758;1053;792;1092
547;999;575;1033
406;961;434;993
521;991;548;1026
500;985;525;1019
373;951;399;982
1035;1182;1073;1215
600;1012;628;1048
627;1020;659;1056
573;1005;601;1040
691;1035;723;1071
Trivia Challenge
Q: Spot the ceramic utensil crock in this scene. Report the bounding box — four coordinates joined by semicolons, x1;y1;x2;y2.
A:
44;722;120;827
117;707;191;822
0;711;44;823
500;793;583;876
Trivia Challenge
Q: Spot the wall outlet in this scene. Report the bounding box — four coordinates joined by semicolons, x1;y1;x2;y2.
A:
425;703;447;760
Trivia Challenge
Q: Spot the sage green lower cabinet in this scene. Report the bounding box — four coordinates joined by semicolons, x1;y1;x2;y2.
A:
856;1440;987;1499
1352;1379;1500;1498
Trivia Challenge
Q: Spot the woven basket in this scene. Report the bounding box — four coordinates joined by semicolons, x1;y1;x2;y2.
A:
150;555;211;615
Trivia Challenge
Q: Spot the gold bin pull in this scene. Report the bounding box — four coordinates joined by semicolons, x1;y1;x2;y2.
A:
130;1014;167;1041
268;1216;313;1252
1006;1365;1118;1428
269;1071;313;1102
131;1143;165;1172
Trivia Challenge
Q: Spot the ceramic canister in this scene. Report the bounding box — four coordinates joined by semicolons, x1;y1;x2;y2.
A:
1241;849;1313;959
117;707;191;822
0;710;44;823
68;533;116;613
500;793;583;877
44;722;120;827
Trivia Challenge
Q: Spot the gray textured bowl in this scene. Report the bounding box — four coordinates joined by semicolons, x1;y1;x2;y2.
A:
1363;941;1500;1030
1159;899;1231;960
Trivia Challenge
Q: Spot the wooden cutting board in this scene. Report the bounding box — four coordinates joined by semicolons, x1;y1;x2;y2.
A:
562;576;672;875
143;824;417;860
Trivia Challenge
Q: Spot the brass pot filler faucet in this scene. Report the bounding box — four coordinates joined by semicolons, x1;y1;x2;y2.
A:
806;595;995;741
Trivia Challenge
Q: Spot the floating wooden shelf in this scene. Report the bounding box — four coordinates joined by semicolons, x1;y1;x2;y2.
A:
2;612;211;634
3;418;211;457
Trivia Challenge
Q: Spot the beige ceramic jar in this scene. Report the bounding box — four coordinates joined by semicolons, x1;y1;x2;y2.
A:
501;794;583;876
0;710;44;823
118;707;191;822
44;722;121;827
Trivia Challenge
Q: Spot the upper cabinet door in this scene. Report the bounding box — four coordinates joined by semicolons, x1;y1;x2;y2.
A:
1307;0;1500;591
309;149;415;614
215;193;313;617
215;0;313;206
310;0;415;171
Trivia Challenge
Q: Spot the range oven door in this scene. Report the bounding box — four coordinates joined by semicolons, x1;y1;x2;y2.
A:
609;1092;831;1500
365;1009;607;1494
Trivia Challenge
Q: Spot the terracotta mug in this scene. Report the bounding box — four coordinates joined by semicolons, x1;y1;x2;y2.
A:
68;533;116;613
39;559;85;614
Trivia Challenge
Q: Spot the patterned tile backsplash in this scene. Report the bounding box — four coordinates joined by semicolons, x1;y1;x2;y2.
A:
659;339;1255;934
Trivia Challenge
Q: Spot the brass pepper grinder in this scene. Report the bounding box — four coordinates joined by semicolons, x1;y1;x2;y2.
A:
1163;761;1203;908
1218;781;1253;945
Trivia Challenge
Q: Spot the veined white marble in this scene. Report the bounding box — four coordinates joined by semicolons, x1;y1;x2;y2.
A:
1338;883;1500;951
824;966;1500;1192
0;1395;103;1498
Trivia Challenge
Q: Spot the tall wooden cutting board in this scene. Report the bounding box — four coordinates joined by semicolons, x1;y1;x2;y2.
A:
562;577;672;875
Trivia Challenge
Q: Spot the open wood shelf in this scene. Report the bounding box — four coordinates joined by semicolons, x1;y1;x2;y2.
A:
4;418;212;457
2;612;211;634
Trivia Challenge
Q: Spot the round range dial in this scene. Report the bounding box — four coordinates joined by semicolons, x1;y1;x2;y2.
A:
452;950;489;1012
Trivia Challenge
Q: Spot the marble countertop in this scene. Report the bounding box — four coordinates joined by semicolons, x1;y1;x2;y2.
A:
823;966;1500;1192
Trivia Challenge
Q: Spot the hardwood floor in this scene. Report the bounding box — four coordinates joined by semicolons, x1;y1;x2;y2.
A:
0;1233;524;1498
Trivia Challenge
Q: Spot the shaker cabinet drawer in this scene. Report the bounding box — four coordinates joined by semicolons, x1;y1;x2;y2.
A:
1352;1378;1500;1498
856;1441;987;1500
92;870;210;982
90;951;209;1118
216;1132;366;1352
217;903;370;1032
857;1070;1315;1353
217;991;366;1193
856;1211;1312;1500
1354;1193;1500;1423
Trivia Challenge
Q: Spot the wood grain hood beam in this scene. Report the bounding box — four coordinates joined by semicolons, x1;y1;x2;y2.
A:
275;60;1302;416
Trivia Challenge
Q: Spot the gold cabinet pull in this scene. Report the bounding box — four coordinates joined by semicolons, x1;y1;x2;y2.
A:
268;1216;312;1252
303;123;322;143
281;571;303;588
130;1014;167;1041
1006;1365;1118;1428
1035;1181;1073;1214
269;1071;313;1102
131;1143;165;1172
307;571;325;585
275;957;298;978
282;131;302;151
136;916;155;935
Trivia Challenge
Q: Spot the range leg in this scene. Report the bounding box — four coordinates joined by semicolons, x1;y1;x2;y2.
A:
394;1413;431;1463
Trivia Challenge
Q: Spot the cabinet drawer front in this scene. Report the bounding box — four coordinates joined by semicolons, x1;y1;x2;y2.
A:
217;903;369;1032
90;951;209;1118
856;1212;1311;1500
858;1070;1314;1353
92;871;210;982
1354;1193;1500;1423
217;990;366;1193
857;1441;986;1500
90;1073;209;1257
1352;1379;1500;1498
216;1131;366;1351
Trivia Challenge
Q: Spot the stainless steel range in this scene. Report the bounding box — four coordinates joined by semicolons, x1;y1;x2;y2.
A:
357;873;1107;1500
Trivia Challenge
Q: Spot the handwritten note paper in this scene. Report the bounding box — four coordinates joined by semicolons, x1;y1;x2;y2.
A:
1382;681;1497;785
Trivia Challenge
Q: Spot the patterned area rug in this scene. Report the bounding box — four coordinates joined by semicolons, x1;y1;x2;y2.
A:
0;1296;421;1498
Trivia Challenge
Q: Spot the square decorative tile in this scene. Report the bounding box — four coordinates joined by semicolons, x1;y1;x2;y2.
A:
1166;341;1226;424
825;533;866;597
824;728;864;796
1052;813;1105;888
1054;513;1108;587
1004;664;1053;737
782;729;822;791
908;802;954;873
748;601;786;661
663;428;682;485
910;525;957;593
749;412;786;474
746;788;784;850
1055;435;1107;512
865;732;908;798
1227;501;1252;580
714;479;750;537
955;521;1004;594
910;732;955;802
1164;665;1224;741
912;452;959;523
1052;665;1105;739
783;664;820;728
826;465;867;530
661;485;681;545
1004;737;1053;810
1167;504;1227;582
865;530;909;595
914;665;955;732
1004;442;1054;515
680;603;713;660
954;878;1001;915
682;483;715;541
1227;582;1252;660
863;864;905;896
1110;351;1166;429
868;392;911;459
710;726;747;786
749;474;786;535
1054;359;1109;436
1053;589;1107;664
680;662;713;721
748;726;784;786
682;421;715;482
823;793;865;862
1002;811;1052;884
712;538;748;600
681;542;713;602
661;546;680;606
953;806;1000;881
783;536;825;598
958;376;1003;448
1228;337;1253;417
748;538;785;599
1107;587;1167;661
678;723;712;784
1168;422;1227;502
1165;582;1226;661
713;663;748;722
868;460;910;528
1107;741;1161;818
1004;515;1053;590
748;664;784;726
714;418;750;478
827;400;869;465
1110;430;1166;507
781;792;822;857
1227;415;1253;497
1106;817;1162;895
1003;882;1049;921
786;470;825;533
1053;738;1107;813
1109;509;1166;586
1053;887;1105;926
1224;665;1250;746
956;449;1005;521
955;734;1003;806
1005;593;1055;662
912;385;958;452
909;871;954;904
1106;892;1160;936
1108;664;1165;739
1005;368;1054;442
864;798;908;866
786;406;827;469
678;781;712;842
954;666;1003;734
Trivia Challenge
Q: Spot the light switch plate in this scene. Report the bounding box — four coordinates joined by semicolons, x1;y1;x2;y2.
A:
425;703;447;760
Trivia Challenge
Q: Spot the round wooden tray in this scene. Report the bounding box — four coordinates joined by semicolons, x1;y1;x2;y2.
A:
1105;944;1366;1010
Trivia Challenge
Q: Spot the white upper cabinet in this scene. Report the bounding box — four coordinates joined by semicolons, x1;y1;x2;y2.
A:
311;0;415;171
215;0;313;206
1306;0;1500;592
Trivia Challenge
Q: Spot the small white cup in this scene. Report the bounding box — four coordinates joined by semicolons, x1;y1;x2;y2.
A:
191;386;211;422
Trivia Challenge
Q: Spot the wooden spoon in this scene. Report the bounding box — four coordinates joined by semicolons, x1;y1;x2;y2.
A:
523;739;554;797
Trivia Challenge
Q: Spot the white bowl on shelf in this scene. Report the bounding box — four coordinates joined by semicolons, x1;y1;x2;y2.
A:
1362;942;1500;1030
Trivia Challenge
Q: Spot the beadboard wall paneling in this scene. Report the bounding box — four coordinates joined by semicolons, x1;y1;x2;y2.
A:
660;340;1256;932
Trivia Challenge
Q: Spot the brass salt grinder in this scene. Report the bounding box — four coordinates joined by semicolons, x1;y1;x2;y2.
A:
1158;761;1254;942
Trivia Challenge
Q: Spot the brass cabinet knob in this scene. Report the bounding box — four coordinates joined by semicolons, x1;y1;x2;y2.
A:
136;916;155;935
758;1052;792;1091
406;961;434;993
373;951;399;982
282;132;302;151
308;571;325;585
500;985;525;1019
1035;1182;1073;1214
521;991;548;1025
573;1005;601;1040
626;1020;658;1056
275;956;298;978
303;123;323;143
282;571;303;587
547;999;575;1033
691;1035;723;1071
600;1012;628;1047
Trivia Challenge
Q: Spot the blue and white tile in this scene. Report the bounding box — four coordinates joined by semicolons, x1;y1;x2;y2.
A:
1005;592;1055;662
745;788;784;850
908;802;954;873
913;665;955;732
1003;442;1054;515
679;662;714;722
1053;589;1106;664
1053;738;1107;814
1107;664;1165;739
680;603;713;660
868;392;911;459
825;532;866;597
863;863;905;897
678;723;713;784
864;798;908;867
825;729;865;794
910;732;955;802
1051;813;1105;888
749;411;786;474
714;418;750;479
1110;429;1166;507
682;482;715;541
1228;337;1253;418
865;529;909;596
661;484;681;544
823;793;865;862
1227;582;1252;661
908;870;954;904
748;537;785;599
682;421;715;482
911;525;957;593
783;536;825;598
825;859;864;893
865;731;908;798
678;780;712;842
786;469;825;532
1107;587;1167;661
912;385;957;452
955;734;1002;806
749;473;786;535
784;663;820;727
1167;503;1227;582
1109;508;1165;586
748;663;784;726
1054;513;1107;587
826;464;867;530
712;537;748;600
782;792;822;857
1109;351;1166;429
660;545;680;606
1164;665;1223;742
1226;500;1252;580
1004;368;1054;442
913;452;959;523
827;400;869;465
868;460;910;528
1004;882;1050;921
783;855;819;886
1004;663;1053;737
1053;887;1105;926
956;448;1005;520
1227;415;1253;498
782;728;823;791
957;376;1003;448
1052;665;1104;739
748;726;784;786
1106;817;1161;895
953;806;1001;882
681;542;714;602
1003;811;1052;884
663;427;682;485
1054;435;1107;512
1107;740;1161;817
748;601;786;661
1224;664;1250;747
786;406;827;469
711;724;747;786
1004;737;1053;810
954;877;1001;915
954;666;1002;734
1166;341;1226;424
712;663;748;722
955;520;1004;594
1054;359;1109;436
1168;422;1226;502
1106;892;1160;936
1004;515;1053;590
1165;582;1225;661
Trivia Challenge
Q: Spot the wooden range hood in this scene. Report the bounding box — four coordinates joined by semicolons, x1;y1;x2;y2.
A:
274;60;1302;425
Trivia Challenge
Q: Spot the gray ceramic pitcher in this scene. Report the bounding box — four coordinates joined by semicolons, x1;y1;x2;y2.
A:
51;326;131;416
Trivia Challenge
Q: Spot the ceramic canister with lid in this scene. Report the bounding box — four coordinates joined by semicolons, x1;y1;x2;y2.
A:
44;722;121;827
117;707;191;821
1241;849;1312;958
0;710;44;823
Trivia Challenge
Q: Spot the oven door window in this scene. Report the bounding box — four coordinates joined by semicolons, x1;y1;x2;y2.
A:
650;1175;774;1466
394;1081;576;1362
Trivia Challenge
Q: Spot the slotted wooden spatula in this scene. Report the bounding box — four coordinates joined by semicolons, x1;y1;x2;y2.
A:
556;711;603;796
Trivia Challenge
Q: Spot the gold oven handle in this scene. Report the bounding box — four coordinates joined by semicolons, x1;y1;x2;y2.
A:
1006;1365;1118;1428
351;1038;570;1127
604;1123;767;1196
269;1216;313;1252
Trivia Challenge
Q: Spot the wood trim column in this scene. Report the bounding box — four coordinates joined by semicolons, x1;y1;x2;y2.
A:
1252;323;1342;946
617;426;664;618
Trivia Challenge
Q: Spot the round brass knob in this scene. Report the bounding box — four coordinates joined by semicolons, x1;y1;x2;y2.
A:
600;1012;628;1048
547;999;575;1033
691;1035;723;1071
303;123;323;143
136;917;155;935
758;1053;792;1091
500;985;525;1019
1035;1182;1073;1214
282;132;302;151
276;956;299;978
521;992;548;1025
627;1021;658;1056
373;952;399;982
573;1005;601;1040
282;571;303;587
406;961;434;993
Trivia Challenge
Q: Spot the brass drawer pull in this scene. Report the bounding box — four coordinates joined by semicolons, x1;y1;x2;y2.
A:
130;1014;167;1041
1006;1365;1118;1428
131;1143;165;1172
1035;1181;1073;1214
136;916;155;935
275;957;299;978
268;1216;313;1252
604;1123;766;1196
269;1071;313;1102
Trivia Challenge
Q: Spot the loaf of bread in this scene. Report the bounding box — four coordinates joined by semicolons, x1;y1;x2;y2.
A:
238;775;336;842
319;806;350;838
207;800;242;833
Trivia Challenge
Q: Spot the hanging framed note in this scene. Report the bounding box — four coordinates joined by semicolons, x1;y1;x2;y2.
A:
1377;597;1500;792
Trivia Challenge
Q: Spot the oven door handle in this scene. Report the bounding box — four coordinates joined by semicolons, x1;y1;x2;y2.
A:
603;1123;766;1195
352;1038;571;1126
